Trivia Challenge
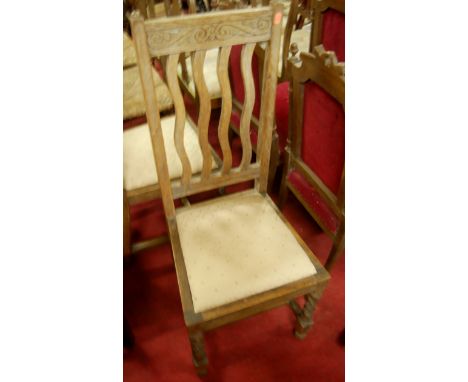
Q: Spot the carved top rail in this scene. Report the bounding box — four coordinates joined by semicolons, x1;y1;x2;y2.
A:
289;45;344;105
143;7;273;56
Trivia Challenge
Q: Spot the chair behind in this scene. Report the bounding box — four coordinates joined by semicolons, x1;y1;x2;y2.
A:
279;45;345;270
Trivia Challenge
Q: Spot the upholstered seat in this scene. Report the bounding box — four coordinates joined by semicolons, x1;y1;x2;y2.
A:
178;48;221;99
123;32;137;68
176;191;318;313
123;65;173;120
123;115;212;191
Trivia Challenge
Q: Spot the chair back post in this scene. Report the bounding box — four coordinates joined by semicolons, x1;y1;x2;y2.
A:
129;10;177;220
256;2;284;193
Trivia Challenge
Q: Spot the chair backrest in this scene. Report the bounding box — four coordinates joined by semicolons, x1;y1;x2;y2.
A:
129;4;284;220
288;45;344;215
310;0;345;61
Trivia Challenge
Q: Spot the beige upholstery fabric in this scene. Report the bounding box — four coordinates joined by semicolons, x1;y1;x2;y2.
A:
178;49;221;99
176;192;317;313
123;32;137;68
123;116;212;190
123;66;173;120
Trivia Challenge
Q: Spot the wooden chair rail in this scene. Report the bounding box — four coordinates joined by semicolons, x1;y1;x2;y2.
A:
290;155;341;217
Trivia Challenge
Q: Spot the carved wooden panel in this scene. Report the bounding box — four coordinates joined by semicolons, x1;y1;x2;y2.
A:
144;7;273;56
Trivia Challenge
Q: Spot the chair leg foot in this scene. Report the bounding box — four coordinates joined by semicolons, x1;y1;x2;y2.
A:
294;293;318;340
189;331;208;376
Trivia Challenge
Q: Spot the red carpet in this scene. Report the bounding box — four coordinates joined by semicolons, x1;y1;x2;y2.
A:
123;102;345;381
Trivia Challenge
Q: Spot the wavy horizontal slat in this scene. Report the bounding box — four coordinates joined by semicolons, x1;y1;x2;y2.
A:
239;42;255;169
216;46;233;174
166;54;192;189
192;50;212;180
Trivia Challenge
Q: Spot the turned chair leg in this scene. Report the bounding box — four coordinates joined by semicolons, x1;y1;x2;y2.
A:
123;315;134;349
325;222;345;272
294;293;319;340
189;331;208;376
123;190;132;258
278;140;291;209
267;129;280;193
278;173;289;209
289;299;301;316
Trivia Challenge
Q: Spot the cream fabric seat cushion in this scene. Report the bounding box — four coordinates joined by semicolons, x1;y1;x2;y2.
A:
176;192;317;313
123;32;137;68
124;116;212;190
123;65;173;120
178;49;221;99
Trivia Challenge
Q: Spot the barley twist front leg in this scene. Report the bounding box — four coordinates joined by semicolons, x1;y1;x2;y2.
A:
189;331;208;375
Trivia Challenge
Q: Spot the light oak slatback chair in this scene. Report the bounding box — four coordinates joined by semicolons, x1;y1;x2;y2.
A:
310;0;345;61
279;45;344;270
129;4;329;374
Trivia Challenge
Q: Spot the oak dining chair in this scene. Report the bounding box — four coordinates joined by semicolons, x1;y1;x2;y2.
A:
129;4;330;374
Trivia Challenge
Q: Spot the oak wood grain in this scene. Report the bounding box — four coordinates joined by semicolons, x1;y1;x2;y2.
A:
216;46;234;174
144;7;273;56
166;53;193;189
239;43;255;169
192;50;213;179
